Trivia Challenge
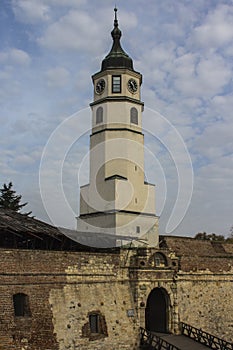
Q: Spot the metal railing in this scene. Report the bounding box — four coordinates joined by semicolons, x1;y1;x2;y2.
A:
140;328;181;350
181;322;233;350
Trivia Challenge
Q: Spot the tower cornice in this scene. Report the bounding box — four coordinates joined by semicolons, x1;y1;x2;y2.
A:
90;96;144;108
91;127;144;137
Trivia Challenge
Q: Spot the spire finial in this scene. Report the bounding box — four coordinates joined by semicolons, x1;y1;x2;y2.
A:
114;7;118;27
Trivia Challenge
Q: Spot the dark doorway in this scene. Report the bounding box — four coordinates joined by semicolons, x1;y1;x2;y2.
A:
145;288;169;333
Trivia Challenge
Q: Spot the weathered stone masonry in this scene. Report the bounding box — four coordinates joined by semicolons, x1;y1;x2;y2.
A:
0;249;139;350
0;236;232;349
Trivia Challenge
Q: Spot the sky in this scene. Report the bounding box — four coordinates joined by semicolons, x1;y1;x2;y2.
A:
0;0;233;238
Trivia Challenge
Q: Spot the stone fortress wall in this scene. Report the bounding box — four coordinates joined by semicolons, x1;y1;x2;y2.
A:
0;236;232;350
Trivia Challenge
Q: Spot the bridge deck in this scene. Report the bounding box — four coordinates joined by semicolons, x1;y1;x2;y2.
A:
154;333;210;349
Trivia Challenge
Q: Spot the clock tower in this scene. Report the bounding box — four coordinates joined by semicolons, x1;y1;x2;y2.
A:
77;9;159;246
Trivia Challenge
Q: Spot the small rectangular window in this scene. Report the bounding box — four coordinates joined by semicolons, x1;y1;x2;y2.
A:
13;293;31;317
112;75;121;93
136;226;140;234
89;314;99;333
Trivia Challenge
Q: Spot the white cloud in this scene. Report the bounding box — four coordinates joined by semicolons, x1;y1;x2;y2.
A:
14;154;36;166
46;0;87;6
46;66;70;88
194;121;233;160
37;8;137;54
191;4;233;49
171;53;231;98
12;0;50;23
0;48;31;65
210;94;233;122
38;10;105;52
196;55;231;92
116;10;137;31
0;77;21;103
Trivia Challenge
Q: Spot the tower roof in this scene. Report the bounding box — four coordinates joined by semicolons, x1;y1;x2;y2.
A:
101;8;134;71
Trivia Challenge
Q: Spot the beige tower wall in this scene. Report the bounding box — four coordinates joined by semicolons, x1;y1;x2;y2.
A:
92;101;143;131
77;66;158;247
89;130;145;181
79;177;155;215
77;210;159;247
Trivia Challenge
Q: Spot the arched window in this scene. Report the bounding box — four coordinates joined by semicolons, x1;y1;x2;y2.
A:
13;293;31;317
154;253;167;267
96;106;103;124
130;107;138;124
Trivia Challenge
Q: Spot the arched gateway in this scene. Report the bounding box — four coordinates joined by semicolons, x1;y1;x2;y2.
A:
145;287;169;333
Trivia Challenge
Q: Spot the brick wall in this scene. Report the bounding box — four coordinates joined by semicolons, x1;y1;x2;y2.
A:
0;248;139;350
0;246;232;349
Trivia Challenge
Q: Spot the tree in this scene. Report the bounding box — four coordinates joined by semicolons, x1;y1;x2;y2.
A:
0;182;30;214
226;225;233;243
194;232;208;240
230;225;233;236
194;232;225;241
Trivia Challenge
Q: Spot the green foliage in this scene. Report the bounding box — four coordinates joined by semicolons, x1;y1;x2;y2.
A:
230;225;233;236
226;226;233;243
0;182;30;214
194;232;225;241
194;228;233;243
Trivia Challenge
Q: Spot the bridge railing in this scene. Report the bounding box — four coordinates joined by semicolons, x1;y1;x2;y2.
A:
140;327;181;350
181;322;233;350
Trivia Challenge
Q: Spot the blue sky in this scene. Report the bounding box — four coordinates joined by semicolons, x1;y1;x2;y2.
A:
1;0;233;237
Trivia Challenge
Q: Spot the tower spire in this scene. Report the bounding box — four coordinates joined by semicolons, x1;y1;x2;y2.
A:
101;7;134;71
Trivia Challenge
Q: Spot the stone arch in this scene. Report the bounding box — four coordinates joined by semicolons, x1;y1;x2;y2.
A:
154;252;167;267
145;287;170;333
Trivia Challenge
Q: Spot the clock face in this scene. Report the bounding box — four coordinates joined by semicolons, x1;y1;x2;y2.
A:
95;79;105;94
127;78;138;93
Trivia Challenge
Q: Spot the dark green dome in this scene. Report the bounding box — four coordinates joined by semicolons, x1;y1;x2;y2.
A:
101;8;134;71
